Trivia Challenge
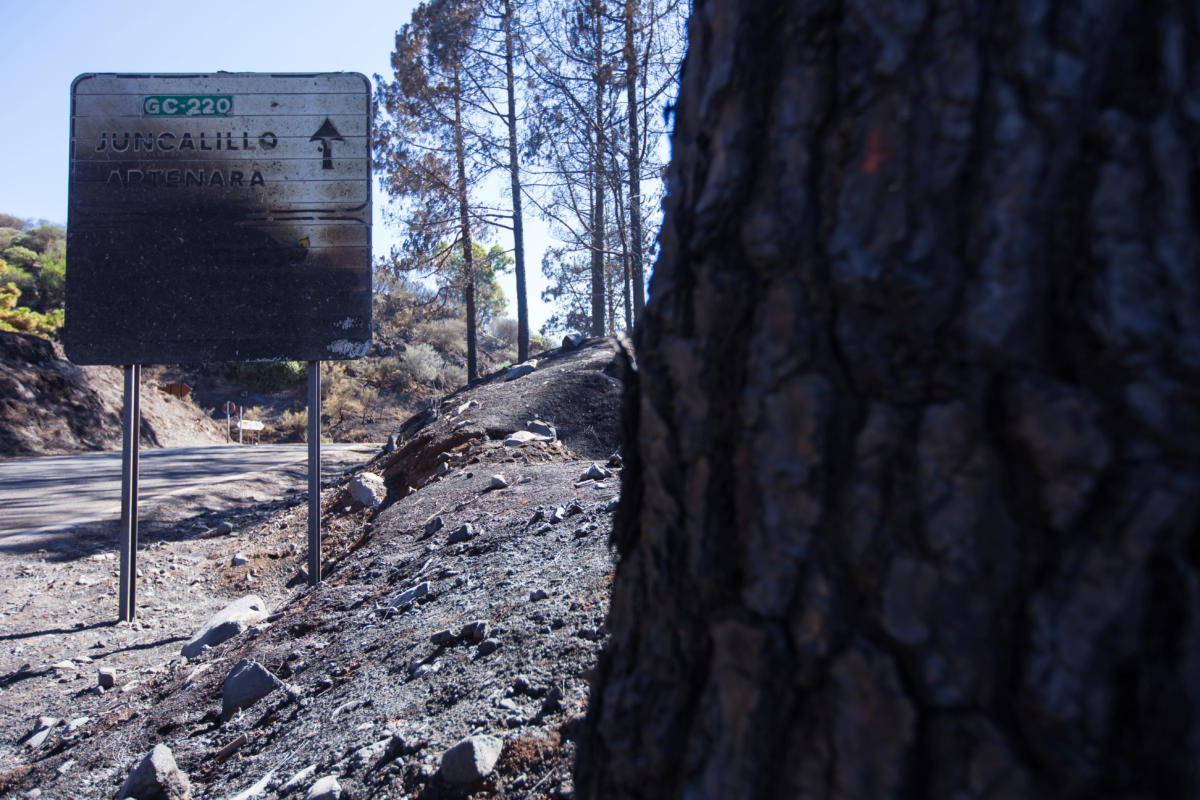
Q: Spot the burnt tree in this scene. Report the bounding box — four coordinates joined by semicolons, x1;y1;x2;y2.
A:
579;0;1200;797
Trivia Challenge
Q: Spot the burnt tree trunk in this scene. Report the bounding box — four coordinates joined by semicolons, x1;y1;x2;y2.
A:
504;0;531;363
453;77;477;383
579;1;1200;798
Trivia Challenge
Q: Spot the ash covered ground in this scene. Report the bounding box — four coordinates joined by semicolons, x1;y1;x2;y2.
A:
0;337;626;800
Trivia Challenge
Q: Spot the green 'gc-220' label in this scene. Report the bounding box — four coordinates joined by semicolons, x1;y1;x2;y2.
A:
143;95;233;116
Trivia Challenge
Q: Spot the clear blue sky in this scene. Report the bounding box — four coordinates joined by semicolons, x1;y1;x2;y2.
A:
0;0;553;331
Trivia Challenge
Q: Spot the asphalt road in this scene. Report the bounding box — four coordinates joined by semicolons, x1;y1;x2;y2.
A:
0;443;379;543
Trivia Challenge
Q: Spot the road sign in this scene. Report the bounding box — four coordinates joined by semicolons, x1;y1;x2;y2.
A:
237;420;265;431
65;73;372;365
223;401;238;414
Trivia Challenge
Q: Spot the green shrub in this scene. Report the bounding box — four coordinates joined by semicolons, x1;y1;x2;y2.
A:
0;282;63;338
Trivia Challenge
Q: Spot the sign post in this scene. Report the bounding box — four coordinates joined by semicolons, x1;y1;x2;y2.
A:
118;365;141;622
66;73;372;620
307;361;321;586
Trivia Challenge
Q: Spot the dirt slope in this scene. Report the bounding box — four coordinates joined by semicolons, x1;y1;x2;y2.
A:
0;336;627;800
0;331;226;459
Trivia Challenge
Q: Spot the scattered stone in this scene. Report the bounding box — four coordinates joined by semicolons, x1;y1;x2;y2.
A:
527;420;557;440
386;432;401;452
215;521;234;536
98;667;117;689
550;506;567;523
181;595;268;658
518;476;533;484
453;419;472;431
23;717;58;750
424;516;445;537
561;333;585;350
431;629;458;646
530;588;549;602
505;360;538;381
350;738;391;769
460;620;490;643
489;474;509;490
541;686;564;714
436;462;451;477
448;524;475;544
231;553;250;567
280;765;317;793
440;735;502;784
65;717;91;734
222;659;283;720
304;775;341;800
583;463;612;481
607;452;623;468
504;429;553;446
118;743;192;800
477;639;501;657
348;473;387;509
452;400;478;417
391;581;431;609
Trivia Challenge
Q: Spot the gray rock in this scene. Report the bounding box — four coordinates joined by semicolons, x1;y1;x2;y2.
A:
460;620;490;643
440;735;502;784
436;462;451;477
453;419;472;431
505;360;538;381
348;473;386;509
231;553;249;567
119;744;192;800
424;516;445;537
98;667;117;689
181;596;267;658
452;400;478;417
222;659;282;720
584;463;612;480
550;506;567;523
490;474;509;489
504;429;553;446
562;333;585;350
527;420;557;439
304;775;341;800
431;629;458;646
477;638;501;657
448;524;475;544
530;588;549;602
280;765;317;793
386;432;401;452
391;581;431;609
215;521;234;536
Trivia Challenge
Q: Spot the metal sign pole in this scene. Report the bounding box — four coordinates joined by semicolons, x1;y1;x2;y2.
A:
118;365;141;622
307;361;321;586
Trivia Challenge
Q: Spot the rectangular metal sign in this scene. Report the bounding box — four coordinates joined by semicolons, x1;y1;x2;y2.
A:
66;72;372;364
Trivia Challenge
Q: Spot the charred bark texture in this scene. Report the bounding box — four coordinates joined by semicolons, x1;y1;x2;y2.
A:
580;0;1200;797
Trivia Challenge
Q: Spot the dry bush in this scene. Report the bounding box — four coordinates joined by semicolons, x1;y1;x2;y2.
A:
418;317;466;357
492;317;518;347
277;408;308;441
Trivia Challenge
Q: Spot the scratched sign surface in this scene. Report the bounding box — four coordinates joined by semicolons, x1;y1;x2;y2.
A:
66;73;372;364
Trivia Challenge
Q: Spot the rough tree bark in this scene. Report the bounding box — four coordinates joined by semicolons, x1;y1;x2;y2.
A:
579;0;1200;797
590;0;608;337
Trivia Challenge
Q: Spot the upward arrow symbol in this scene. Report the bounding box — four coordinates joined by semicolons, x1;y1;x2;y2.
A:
310;118;345;170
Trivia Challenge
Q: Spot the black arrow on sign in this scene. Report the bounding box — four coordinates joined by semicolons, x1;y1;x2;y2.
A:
310;118;345;170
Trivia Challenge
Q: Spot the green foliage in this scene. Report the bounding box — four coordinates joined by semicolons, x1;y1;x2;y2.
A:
2;245;39;269
36;252;65;310
0;228;20;251
0;282;63;338
224;360;307;392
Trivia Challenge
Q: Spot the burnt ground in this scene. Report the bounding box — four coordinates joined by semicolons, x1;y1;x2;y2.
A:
0;336;627;800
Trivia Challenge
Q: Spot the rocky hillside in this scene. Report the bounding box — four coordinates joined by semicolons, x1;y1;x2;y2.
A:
0;331;225;458
0;335;627;800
